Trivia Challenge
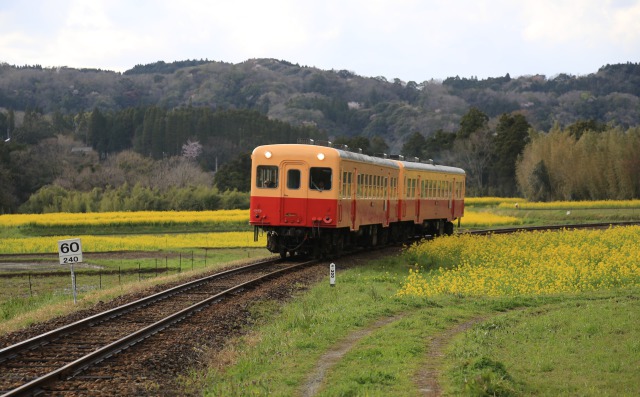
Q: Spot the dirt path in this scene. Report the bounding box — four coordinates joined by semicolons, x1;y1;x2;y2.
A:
300;314;405;397
300;314;489;397
414;316;488;396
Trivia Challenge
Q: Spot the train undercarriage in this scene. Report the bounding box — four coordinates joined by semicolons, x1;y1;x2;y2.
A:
258;219;455;258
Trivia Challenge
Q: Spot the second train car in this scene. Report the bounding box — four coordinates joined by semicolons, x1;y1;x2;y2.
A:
250;141;465;257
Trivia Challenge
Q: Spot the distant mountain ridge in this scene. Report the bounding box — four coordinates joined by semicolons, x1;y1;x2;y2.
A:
1;59;639;150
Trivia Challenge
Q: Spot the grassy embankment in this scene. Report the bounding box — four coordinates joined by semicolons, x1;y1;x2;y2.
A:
192;224;640;396
0;210;269;332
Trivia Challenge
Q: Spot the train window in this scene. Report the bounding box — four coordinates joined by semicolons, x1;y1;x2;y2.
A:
341;171;352;198
257;165;278;188
310;167;332;190
357;174;363;197
366;174;371;198
287;169;301;189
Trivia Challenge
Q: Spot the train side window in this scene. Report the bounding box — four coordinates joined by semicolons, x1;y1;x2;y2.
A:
392;177;397;198
287;169;301;189
257;165;278;188
310;167;332;190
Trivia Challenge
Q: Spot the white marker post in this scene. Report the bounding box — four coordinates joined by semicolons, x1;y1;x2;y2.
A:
330;263;336;287
58;238;83;304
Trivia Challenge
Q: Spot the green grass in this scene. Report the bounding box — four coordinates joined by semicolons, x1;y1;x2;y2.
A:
445;296;640;396
189;256;639;396
499;207;640;224
0;248;271;328
15;221;252;237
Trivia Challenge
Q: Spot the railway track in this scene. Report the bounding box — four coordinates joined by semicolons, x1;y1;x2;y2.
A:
0;256;319;396
464;221;640;236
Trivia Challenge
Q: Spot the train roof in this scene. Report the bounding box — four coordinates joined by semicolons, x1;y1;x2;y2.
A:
400;160;466;175
253;142;465;175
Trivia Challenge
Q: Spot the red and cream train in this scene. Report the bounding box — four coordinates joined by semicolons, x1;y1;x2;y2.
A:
250;140;465;257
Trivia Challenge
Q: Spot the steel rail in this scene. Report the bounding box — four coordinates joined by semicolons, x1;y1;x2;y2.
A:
463;221;640;236
0;256;282;365
2;258;316;397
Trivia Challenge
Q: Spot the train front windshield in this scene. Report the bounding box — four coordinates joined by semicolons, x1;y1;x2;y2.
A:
310;167;332;190
257;165;278;188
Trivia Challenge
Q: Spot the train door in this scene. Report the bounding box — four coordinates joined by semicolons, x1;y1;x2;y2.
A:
281;162;307;225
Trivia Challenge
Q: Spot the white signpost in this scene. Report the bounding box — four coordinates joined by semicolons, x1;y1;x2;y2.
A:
330;263;336;287
58;238;83;304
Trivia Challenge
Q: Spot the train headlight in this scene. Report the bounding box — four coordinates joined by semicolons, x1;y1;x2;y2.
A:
265;151;272;159
317;153;325;160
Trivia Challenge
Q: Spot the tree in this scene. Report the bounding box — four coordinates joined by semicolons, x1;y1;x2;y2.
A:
181;139;203;160
88;108;109;155
401;131;427;159
424;130;455;160
370;136;389;156
452;129;493;195
214;152;252;192
457;107;489;139
490;113;531;195
333;136;371;154
15;108;54;144
566;119;606;139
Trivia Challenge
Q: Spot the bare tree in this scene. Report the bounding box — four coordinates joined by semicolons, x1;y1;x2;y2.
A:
451;129;493;195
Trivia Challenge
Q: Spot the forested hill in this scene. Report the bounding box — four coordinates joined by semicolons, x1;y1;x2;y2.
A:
1;60;639;151
1;59;639;213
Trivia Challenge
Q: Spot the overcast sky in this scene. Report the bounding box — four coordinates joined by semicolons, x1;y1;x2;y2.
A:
1;0;639;82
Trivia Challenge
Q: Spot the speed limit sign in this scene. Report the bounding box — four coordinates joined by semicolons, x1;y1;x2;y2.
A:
58;238;83;265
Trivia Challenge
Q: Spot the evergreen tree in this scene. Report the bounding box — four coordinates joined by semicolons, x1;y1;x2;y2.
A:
401;131;427;159
88;108;109;154
490;113;531;195
214;152;252;192
457;107;489;139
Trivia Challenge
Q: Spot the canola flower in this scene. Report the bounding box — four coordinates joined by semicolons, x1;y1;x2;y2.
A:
0;232;264;254
397;226;640;297
459;210;521;227
497;199;640;210
0;210;250;228
466;197;525;207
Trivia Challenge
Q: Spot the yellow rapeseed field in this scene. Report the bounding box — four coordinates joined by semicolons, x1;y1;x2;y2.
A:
459;210;522;227
398;226;640;297
466;197;525;206
0;232;264;254
0;210;250;227
497;199;640;210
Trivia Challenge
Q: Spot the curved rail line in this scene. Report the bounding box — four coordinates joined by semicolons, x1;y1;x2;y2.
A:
0;256;318;396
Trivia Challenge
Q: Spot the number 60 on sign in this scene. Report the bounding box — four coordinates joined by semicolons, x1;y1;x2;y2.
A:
58;238;83;265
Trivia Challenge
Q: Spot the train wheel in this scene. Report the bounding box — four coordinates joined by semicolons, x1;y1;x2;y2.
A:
279;248;287;259
378;227;389;246
331;236;344;258
445;221;454;236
